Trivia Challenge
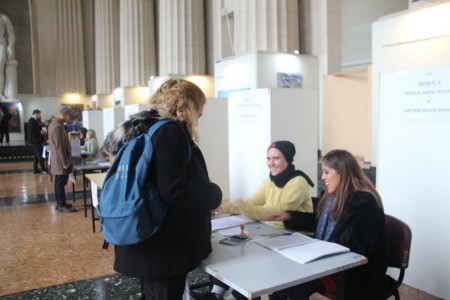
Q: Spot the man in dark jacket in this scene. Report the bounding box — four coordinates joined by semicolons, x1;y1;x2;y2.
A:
28;109;48;174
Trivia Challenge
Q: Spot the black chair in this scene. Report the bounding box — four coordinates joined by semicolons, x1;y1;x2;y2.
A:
317;213;412;300
383;214;412;300
312;196;320;214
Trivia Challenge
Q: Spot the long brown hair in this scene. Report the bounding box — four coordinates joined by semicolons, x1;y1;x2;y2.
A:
149;77;205;142
318;149;383;220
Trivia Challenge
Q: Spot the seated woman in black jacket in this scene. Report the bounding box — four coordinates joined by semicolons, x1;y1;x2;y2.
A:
269;149;389;300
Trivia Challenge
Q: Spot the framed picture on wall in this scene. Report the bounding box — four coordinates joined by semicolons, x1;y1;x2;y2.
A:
61;104;84;122
0;101;21;133
277;73;303;89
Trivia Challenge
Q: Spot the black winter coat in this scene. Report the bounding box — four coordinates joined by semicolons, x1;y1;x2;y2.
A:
284;191;389;300
28;117;44;144
114;121;222;280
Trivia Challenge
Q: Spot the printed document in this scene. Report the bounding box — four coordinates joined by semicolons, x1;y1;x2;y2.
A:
256;232;349;264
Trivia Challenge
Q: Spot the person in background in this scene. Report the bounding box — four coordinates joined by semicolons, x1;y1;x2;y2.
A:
28;109;48;174
268;149;388;300
81;129;99;158
98;144;109;161
0;104;10;145
104;78;222;300
193;140;314;300
78;127;87;146
48;105;78;213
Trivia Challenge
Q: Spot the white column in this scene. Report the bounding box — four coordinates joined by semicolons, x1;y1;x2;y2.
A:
218;0;299;58
299;0;341;74
299;0;341;151
95;0;120;94
55;0;86;95
119;0;156;87
158;0;205;76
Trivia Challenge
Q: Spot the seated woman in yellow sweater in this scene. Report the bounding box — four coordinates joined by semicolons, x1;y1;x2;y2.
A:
193;140;315;300
216;140;314;227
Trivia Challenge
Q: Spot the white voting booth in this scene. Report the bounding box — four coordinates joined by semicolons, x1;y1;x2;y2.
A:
373;3;450;298
199;90;319;202
197;97;230;200
209;52;319;201
124;104;148;120
215;52;319;96
103;107;125;141
83;105;148;147
82;110;104;147
228;88;318;201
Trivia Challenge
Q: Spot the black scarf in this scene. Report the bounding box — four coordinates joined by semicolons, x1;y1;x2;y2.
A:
269;164;315;188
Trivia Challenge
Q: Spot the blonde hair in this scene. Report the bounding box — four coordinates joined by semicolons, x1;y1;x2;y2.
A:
149;78;205;142
87;129;97;140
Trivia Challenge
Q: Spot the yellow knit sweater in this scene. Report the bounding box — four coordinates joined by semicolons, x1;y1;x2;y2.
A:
221;176;313;228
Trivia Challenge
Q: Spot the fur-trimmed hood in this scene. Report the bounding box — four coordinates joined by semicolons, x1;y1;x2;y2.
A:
103;110;159;155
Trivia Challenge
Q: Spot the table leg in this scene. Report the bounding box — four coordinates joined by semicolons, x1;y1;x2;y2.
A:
91;193;96;232
336;271;346;300
72;173;76;202
82;172;88;217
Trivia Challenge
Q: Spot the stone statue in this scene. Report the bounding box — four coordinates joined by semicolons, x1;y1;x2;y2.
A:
0;13;15;99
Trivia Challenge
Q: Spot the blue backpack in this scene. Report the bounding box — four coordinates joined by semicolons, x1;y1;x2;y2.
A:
97;119;191;246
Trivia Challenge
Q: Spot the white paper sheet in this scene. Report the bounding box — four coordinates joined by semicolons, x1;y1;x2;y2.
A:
277;241;350;264
91;181;99;207
217;227;249;237
256;232;349;264
256;232;315;250
211;215;253;231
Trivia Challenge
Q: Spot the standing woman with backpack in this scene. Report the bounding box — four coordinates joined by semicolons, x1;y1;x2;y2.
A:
104;78;223;300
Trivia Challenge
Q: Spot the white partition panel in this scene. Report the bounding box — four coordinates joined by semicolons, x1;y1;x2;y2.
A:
124;104;148;120
228;88;318;202
373;3;450;297
215;52;319;97
197;98;229;200
103;107;125;141
379;66;450;298
82;110;104;146
228;89;271;201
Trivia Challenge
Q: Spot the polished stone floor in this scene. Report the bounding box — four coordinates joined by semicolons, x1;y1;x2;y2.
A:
0;160;441;299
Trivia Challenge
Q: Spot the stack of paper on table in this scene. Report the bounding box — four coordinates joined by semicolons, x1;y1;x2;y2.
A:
256;232;349;264
211;215;253;231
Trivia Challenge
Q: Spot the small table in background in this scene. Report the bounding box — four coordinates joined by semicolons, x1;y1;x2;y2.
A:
72;160;110;217
85;172;106;233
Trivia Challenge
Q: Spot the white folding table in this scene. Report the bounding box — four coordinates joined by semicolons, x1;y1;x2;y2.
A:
202;221;367;299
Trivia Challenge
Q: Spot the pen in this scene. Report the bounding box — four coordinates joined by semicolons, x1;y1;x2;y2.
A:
261;233;292;237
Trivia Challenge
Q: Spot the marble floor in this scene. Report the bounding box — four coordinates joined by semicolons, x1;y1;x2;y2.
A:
0;160;441;299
